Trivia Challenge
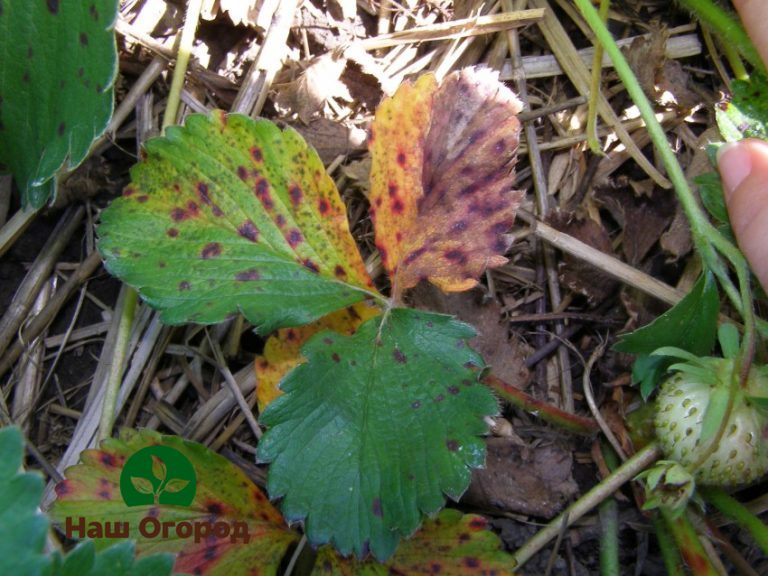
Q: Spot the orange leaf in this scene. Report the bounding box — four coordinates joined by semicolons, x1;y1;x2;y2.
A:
369;68;524;297
255;301;382;411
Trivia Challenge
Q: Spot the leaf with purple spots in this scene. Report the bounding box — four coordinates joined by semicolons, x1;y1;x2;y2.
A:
368;68;524;298
98;111;381;333
0;0;117;207
257;308;498;560
312;509;515;575
255;301;382;412
50;429;298;576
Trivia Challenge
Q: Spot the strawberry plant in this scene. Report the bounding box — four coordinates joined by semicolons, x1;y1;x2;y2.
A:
89;67;525;563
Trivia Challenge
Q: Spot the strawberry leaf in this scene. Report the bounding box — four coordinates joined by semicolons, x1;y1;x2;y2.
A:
255;302;382;411
51;429;297;576
257;308;498;560
0;0;117;207
368;67;524;296
0;427;51;576
98;111;379;333
312;509;514;575
716;72;768;142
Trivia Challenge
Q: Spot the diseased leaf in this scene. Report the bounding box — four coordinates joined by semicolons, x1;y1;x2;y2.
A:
51;429;297;576
312;509;514;575
98;111;379;333
257;308;498;560
0;427;175;576
0;0;117;207
368;67;524;296
255;301;382;411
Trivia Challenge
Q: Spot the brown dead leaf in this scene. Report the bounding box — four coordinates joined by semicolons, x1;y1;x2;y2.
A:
409;285;532;389
594;185;676;265
327;0;357;21
624;29;668;103
274;54;351;123
547;211;619;304
287;118;366;164
462;438;578;518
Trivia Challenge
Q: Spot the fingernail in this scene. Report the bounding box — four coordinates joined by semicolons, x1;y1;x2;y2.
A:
717;142;753;198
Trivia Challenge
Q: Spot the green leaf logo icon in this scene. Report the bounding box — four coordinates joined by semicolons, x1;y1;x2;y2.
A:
120;446;196;507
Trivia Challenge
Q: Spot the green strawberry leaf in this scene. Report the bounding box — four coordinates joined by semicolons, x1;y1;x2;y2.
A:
0;426;51;576
615;273;720;356
0;0;117;207
257;308;498;560
717;72;768;142
615;273;720;396
50;429;298;576
695;172;729;224
98;111;380;333
311;509;514;575
718;323;740;359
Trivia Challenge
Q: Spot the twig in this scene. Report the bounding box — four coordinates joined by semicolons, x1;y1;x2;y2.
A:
0;205;84;357
208;337;262;440
581;340;627;460
505;0;574;412
358;9;545;51
512;442;661;569
528;0;671;188
0;250;101;381
518;210;685;306
0;205;40;259
232;0;299;116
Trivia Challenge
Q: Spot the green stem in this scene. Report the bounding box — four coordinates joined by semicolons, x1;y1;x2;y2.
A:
720;40;749;81
162;0;204;131
574;0;759;341
586;0;610;156
98;286;138;441
676;0;765;76
483;374;598;435
653;514;686;576
661;509;719;575
700;487;768;555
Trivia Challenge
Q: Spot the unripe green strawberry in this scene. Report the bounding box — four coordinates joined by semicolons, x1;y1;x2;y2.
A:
654;357;768;487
